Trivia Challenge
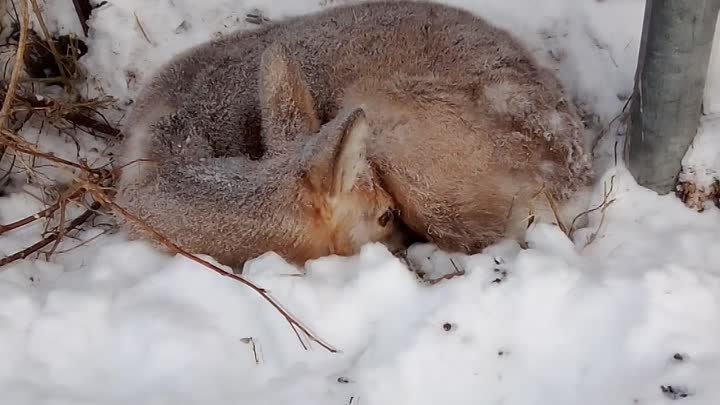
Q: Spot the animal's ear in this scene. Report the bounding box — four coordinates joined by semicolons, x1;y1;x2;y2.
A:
259;43;320;139
329;108;372;197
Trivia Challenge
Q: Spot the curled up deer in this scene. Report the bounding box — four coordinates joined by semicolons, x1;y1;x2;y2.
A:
114;1;593;270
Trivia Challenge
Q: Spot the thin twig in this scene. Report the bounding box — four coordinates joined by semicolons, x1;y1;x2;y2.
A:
240;337;260;364
0;0;29;165
95;193;338;353
0;107;336;353
569;175;616;238
590;95;632;156
580;176;617;248
71;0;92;36
0;201;99;267
543;190;568;235
0;186;84;235
133;12;154;45
4;88;121;138
583;200;615;248
0;0;29;127
1;128;92;171
28;0;73;89
0;153;17;185
44;191;69;258
0;0;29;170
50;226;110;254
526;184;546;229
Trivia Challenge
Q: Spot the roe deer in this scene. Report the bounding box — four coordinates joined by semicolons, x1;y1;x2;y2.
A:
114;47;411;268
115;0;593;266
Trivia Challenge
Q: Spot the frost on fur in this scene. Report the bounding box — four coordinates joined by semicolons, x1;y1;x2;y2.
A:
115;1;595;261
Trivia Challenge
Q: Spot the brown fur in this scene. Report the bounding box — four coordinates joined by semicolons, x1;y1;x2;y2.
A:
115;52;406;268
115;0;594;267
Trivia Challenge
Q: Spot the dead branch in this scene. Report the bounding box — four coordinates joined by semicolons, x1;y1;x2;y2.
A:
0;0;29;128
0;186;84;235
0;136;337;352
240;337;260;364
0;0;29;177
543;190;568;235
3;88;121;138
44;188;69;258
51;226;111;254
0;0;30;169
245;9;271;25
61;106;121;139
580;176;617;248
95;192;338;353
22;31;88;82
1;128;92;171
0;200;99;266
28;0;73;88
0;4;335;351
133;12;154;45
526;183;546;228
71;0;92;36
569;175;616;239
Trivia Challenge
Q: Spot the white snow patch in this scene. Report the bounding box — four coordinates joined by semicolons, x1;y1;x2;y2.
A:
1;0;720;404
681;116;720;193
3;167;720;404
80;0;324;103
37;0;85;36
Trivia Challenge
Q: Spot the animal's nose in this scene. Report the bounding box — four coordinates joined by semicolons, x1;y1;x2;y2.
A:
388;219;426;253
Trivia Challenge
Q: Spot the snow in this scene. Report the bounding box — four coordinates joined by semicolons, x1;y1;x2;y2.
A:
37;0;85;36
680;116;720;203
79;0;325;104
1;0;720;404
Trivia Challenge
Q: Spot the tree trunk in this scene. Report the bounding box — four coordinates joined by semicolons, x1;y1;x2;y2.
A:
626;0;720;194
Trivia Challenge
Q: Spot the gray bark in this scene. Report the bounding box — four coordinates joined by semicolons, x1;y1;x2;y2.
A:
626;0;720;194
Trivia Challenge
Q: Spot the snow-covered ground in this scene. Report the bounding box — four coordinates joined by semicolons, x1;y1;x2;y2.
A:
1;0;720;404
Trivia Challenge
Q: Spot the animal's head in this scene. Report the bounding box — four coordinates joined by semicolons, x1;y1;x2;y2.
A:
257;42;411;257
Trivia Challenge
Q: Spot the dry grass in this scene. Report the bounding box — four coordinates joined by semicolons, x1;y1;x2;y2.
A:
572;175;617;248
676;179;720;212
0;0;336;354
523;176;617;249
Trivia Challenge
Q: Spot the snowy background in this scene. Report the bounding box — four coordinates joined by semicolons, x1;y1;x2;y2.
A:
1;0;720;404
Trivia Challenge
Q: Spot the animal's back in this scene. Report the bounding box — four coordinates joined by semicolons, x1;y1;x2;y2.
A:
119;0;593;258
342;72;591;253
123;0;587;171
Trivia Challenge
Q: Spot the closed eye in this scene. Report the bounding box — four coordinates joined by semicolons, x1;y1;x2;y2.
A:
378;209;393;227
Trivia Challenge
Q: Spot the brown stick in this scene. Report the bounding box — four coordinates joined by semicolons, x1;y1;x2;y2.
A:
96;192;338;353
0;201;99;267
1;128;92;172
570;175;617;239
0;187;84;235
71;0;92;36
0;113;336;354
2;88;121;138
0;0;29;171
29;0;72;88
0;0;29;128
543;190;568;235
64;108;121;138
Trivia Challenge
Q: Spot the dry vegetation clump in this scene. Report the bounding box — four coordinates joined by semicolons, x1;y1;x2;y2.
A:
676;179;720;212
0;0;335;353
